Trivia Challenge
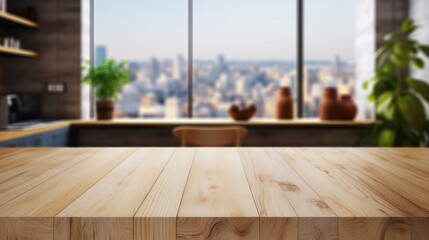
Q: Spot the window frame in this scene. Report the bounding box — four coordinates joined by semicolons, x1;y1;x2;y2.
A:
90;0;306;119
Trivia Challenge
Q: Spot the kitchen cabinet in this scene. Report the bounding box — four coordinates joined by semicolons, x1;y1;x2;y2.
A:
0;128;69;147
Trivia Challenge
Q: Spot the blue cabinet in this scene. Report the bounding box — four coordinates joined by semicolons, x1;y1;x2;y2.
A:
0;127;69;147
42;128;69;147
0;138;27;147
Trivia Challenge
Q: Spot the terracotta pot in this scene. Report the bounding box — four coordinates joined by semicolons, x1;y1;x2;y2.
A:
96;99;114;120
276;87;294;119
320;87;340;120
339;94;357;120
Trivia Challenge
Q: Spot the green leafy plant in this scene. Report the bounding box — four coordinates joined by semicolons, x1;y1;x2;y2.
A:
82;59;130;100
364;19;429;147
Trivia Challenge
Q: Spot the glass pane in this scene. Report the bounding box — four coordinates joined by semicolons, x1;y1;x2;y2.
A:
304;0;356;118
193;0;297;118
95;0;188;118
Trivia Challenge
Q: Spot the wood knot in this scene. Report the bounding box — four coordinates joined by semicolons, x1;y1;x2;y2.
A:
309;199;330;209
279;181;300;192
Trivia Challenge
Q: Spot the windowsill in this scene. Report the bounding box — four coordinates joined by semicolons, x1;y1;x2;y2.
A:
0;118;376;143
73;118;376;127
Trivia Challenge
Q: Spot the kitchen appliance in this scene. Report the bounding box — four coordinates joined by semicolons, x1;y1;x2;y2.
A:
0;93;49;129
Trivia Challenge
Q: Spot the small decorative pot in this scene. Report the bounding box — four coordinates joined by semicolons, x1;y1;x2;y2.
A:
276;87;294;119
96;99;114;120
339;94;357;120
320;87;340;120
228;104;257;121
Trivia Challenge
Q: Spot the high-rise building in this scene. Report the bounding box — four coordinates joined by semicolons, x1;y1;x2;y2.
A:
332;55;342;79
149;57;161;85
216;54;228;73
95;45;107;66
172;54;185;81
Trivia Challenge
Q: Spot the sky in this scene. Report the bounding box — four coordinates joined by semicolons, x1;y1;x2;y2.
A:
95;0;355;62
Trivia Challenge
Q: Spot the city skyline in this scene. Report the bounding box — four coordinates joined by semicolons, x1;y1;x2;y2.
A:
95;46;355;119
95;45;351;65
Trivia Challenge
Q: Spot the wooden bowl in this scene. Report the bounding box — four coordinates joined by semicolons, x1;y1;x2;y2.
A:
228;105;256;121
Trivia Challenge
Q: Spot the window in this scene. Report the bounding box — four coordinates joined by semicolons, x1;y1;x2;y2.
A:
193;0;296;118
94;0;356;119
304;0;356;117
95;0;188;118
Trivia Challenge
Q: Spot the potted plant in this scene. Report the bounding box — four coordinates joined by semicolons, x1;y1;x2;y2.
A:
82;59;130;120
364;19;429;146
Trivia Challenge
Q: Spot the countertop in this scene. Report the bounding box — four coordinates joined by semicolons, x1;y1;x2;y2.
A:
0;147;427;239
0;118;375;142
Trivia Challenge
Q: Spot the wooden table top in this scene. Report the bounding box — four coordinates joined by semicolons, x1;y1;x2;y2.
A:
0;147;428;239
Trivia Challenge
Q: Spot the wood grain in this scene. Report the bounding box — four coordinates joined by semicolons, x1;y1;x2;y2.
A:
299;217;339;240
0;147;428;239
135;148;196;240
0;148;136;217
0;148;99;206
0;217;53;240
54;217;133;240
178;148;258;238
177;217;259;240
411;217;429;240
58;148;175;217
319;148;429;216
0;148;23;157
340;218;411;240
275;148;407;217
178;148;258;218
135;217;176;240
238;148;335;217
260;217;298;240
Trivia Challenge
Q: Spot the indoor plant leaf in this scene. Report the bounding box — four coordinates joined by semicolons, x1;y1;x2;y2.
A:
390;54;408;67
419;45;429;58
412;57;425;69
382;104;396;121
401;19;414;32
376;91;394;114
393;43;408;57
378;129;396;147
384;32;402;41
406;78;429;102
398;94;426;130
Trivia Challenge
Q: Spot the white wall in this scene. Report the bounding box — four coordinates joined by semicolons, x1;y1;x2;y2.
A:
81;0;91;119
410;0;429;115
355;0;376;119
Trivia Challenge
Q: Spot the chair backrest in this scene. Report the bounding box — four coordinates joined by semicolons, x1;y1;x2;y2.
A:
172;126;248;147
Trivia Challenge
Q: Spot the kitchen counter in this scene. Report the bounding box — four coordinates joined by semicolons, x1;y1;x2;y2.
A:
0;121;71;142
0;147;427;239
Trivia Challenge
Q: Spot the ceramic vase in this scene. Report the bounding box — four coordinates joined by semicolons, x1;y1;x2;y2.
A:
339;94;357;120
320;87;340;120
276;87;294;119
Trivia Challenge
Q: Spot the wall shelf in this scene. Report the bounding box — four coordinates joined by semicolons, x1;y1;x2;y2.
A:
0;45;38;57
0;12;38;28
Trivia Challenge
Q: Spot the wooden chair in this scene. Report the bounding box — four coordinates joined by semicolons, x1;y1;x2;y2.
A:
172;126;248;147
